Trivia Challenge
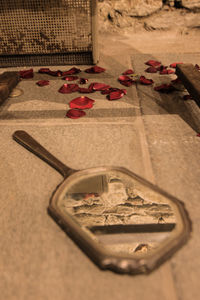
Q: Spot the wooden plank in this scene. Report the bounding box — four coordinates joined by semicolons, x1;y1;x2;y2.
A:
176;63;200;106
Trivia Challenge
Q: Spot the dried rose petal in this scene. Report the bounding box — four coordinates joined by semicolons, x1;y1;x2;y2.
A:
48;70;62;77
118;75;134;87
183;94;193;100
160;69;175;75
62;67;81;76
195;64;200;70
36;80;50;86
107;90;125;100
69;96;95;109
38;68;51;74
63;76;79;81
156;65;168;71
154;84;176;93
59;84;79;94
78;87;94;93
145;66;157;73
170;62;183;68
19;69;34;79
79;78;88;84
84;66;106;73
38;68;62;77
145;60;161;67
91;82;111;91
121;89;127;95
66;109;86;119
122;69;134;75
101;88;119;95
139;76;154;85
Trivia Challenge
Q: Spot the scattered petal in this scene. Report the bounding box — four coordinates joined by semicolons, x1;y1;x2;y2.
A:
66;109;86;119
122;69;134;75
145;60;161;67
156;65;168;71
160;68;175;75
63;76;79;81
145;66;157;73
38;68;62;76
62;67;81;75
38;68;51;74
19;69;34;79
171;78;182;84
118;75;134;87
91;82;111;91
79;78;88;84
69;96;95;109
154;84;177;93
183;94;193;100
48;70;62;77
195;64;200;70
101;87;119;95
197;133;200;137
121;88;127;95
78;87;94;93
139;76;154;85
36;80;50;86
84;66;106;73
107;90;125;100
170;62;183;68
59;83;79;94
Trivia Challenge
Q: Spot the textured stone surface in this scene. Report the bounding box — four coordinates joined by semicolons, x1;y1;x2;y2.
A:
182;0;200;9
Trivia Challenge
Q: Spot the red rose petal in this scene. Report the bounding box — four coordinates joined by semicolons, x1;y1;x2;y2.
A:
19;69;34;79
48;70;62;77
183;94;193;100
79;78;88;84
170;62;183;68
197;133;200;137
78;87;94;93
101;88;119;95
171;78;182;84
59;84;79;94
160;69;175;75
118;75;131;81
36;80;50;86
107;90;125;100
121;89;127;95
38;68;51;74
118;75;134;87
154;84;176;93
122;69;134;75
119;80;134;87
91;82;111;91
62;67;81;75
145;66;157;73
84;66;106;73
195;64;200;70
69;96;95;109
156;65;168;71
63;76;79;81
66;109;86;119
139;76;154;85
145;60;161;67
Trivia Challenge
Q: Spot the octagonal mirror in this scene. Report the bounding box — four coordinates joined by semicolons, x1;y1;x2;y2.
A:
49;167;191;274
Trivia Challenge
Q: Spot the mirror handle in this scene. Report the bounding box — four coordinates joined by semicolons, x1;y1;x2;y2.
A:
13;130;76;178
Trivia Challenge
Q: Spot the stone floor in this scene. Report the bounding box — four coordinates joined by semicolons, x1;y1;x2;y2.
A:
0;29;200;300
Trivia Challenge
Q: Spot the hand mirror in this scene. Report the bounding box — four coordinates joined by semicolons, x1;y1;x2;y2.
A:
13;130;191;275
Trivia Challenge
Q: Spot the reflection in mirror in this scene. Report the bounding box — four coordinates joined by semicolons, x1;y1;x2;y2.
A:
58;169;177;257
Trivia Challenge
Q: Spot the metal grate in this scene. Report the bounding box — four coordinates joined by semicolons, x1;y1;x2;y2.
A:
0;0;98;66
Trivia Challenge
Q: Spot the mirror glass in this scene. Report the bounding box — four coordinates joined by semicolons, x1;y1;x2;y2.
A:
57;169;178;257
